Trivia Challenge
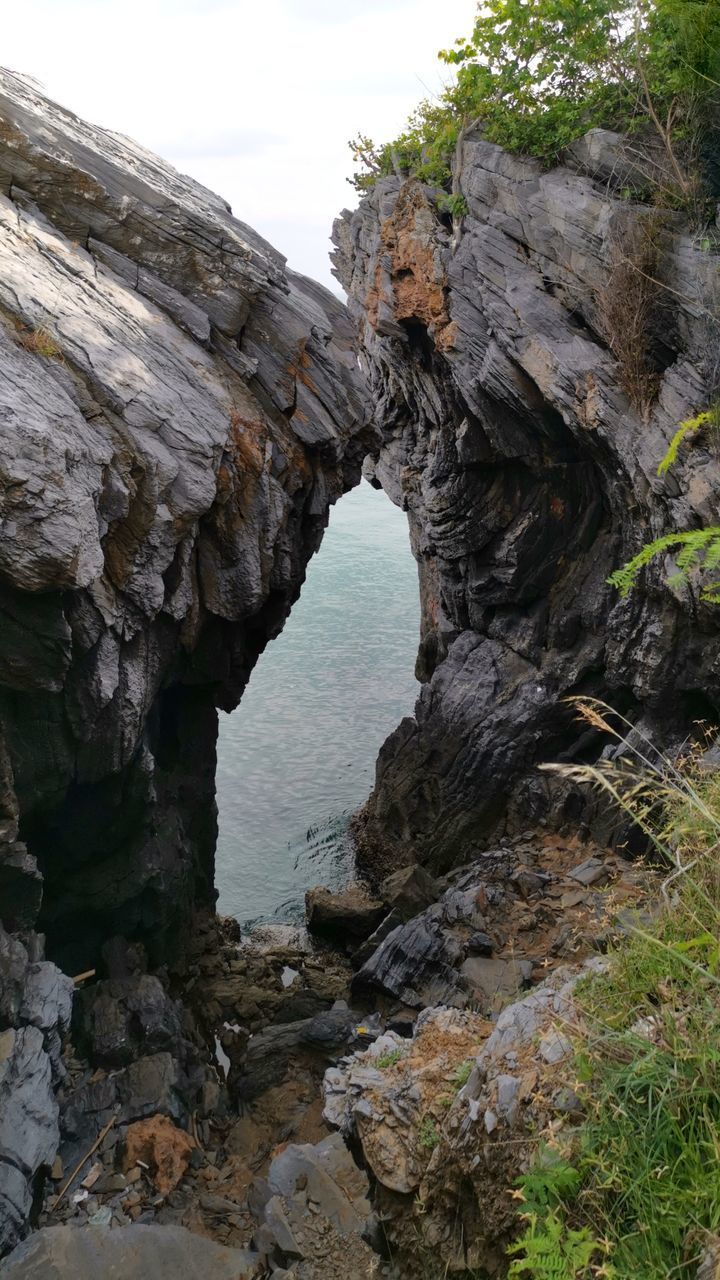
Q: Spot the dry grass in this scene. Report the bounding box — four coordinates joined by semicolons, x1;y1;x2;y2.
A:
15;325;62;358
596;213;668;420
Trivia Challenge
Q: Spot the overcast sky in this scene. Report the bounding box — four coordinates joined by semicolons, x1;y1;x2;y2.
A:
2;0;475;291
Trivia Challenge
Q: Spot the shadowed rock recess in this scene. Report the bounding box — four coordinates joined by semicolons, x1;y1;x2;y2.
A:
333;131;720;879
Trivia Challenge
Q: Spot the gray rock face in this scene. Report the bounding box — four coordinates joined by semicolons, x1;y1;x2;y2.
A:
0;924;73;1255
250;1134;377;1278
333;131;720;876
0;69;369;1255
0;68;369;969
0;1223;259;1279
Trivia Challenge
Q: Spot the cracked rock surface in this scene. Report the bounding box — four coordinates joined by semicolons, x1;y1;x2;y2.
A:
0;69;369;1254
333;129;720;877
0;68;369;971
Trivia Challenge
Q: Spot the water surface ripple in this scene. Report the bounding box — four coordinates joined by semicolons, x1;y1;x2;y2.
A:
215;482;420;927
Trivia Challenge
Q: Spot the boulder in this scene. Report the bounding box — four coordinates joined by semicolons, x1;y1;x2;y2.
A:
351;913;467;1009
379;863;439;920
252;1133;377;1278
234;1005;381;1101
0;1224;259;1278
305;885;386;943
266;1133;370;1233
0;1027;57;1254
74;975;185;1068
461;956;533;1012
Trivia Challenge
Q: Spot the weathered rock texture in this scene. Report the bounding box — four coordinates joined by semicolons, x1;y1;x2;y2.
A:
0;923;73;1253
333;129;720;876
0;69;369;970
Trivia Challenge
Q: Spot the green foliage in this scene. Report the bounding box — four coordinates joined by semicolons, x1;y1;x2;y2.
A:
526;707;720;1278
516;1149;583;1215
451;1058;474;1089
508;1211;607;1279
437;191;469;219
607;526;720;602
418;1115;440;1150
657;409;715;473
350;0;720;198
376;1048;404;1069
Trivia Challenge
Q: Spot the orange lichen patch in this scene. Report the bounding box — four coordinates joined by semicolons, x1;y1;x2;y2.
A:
287;337;319;397
378;180;451;342
228;409;265;479
123;1114;195;1196
435;320;458;352
366;261;383;332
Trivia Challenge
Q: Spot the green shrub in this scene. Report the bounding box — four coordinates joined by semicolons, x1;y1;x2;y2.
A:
349;0;720;204
437;192;469;219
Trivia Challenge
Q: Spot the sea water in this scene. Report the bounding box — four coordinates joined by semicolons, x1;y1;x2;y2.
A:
215;481;420;927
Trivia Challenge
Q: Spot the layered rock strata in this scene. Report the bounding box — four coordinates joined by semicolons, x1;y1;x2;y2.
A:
333;130;720;876
0;69;369;1253
0;68;369;969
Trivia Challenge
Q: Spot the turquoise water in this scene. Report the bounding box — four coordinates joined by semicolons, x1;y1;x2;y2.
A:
215;481;420;928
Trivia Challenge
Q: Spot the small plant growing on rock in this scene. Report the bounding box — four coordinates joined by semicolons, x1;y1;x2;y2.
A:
608;404;720;603
418;1115;440;1151
452;1058;474;1090
376;1048;404;1069
15;325;61;358
437;192;469;220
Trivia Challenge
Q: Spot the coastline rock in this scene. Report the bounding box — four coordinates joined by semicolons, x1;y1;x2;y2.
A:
0;70;366;1253
305;884;386;944
379;863;439;920
333;133;720;878
0;68;370;974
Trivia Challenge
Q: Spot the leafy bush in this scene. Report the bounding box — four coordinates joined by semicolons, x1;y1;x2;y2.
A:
451;1058;474;1089
608;526;720;602
608;404;720;603
508;1210;607;1279
437;191;469;220
349;0;720;201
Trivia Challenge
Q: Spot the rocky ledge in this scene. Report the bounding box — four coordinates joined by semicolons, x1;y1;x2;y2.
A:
333;129;720;878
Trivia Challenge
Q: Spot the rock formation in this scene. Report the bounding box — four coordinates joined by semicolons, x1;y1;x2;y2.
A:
0;68;369;972
333;130;720;877
0;68;369;1254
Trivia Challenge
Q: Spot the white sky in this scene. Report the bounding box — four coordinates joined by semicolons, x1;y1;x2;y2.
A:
2;0;476;291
